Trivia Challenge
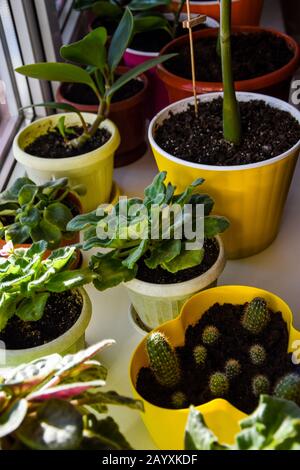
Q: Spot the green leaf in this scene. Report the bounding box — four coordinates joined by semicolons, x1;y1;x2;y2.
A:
56;116;77;139
122;239;149;270
91;252;136;291
83;390;144;411
204;216;230;238
129;0;171;10
20;207;40;228
5;223;31;244
184;407;228;450
16;399;83;450
26;241;48;258
0;177;33;202
44;202;73;231
31;219;62;249
107;53;177;96
16;63;98;93
67;210;100;232
0;399;28;439
16;293;50;322
18;184;38;206
145;239;181;270
108;8;134;72
21;101;84;117
162;246;204;273
45;246;77;271
90;1;122;18
81;416;132;450
60;27;107;72
133;15;171;35
45;269;95;293
190;193;214;216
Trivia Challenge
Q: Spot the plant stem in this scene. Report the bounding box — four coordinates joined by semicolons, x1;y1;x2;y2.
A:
220;0;241;145
173;0;186;38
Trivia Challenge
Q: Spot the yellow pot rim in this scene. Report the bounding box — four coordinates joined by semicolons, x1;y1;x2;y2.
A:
130;285;300;418
148;92;300;172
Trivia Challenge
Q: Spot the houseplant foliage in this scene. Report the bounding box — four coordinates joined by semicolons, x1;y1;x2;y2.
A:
185;395;300;450
16;8;175;150
67;171;229;290
0;241;95;332
0;340;143;450
0;177;84;249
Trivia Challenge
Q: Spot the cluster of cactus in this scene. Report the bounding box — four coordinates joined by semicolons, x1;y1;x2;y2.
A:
146;332;181;389
171;391;187;409
193;345;207;367
242;297;270;335
202;325;220;345
249;344;267;365
252;375;270;396
209;372;229;397
225;359;242;379
274;373;300;405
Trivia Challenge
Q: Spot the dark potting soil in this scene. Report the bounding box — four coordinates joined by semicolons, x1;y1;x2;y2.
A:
154;98;300;166
136;302;300;414
61;78;144;107
92;17;119;35
165;31;294;81
136;238;219;284
0;290;82;349
24;126;111;159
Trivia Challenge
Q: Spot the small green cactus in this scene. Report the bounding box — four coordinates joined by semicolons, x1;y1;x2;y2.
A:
171;391;187;409
249;344;266;365
242;297;270;335
202;325;220;345
193;345;207;367
274;373;300;405
252;375;270;397
146;332;181;388
225;359;241;379
209;372;229;397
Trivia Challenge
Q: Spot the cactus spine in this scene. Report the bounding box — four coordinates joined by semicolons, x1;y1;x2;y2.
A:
193;345;207;367
252;375;270;396
209;372;229;397
225;359;241;379
274;373;300;405
171;391;187;409
249;344;266;365
202;325;220;345
242;297;270;335
146;332;181;388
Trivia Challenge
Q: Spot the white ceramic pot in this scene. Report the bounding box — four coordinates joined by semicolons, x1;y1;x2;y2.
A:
0;288;92;369
13;113;120;213
124;236;225;329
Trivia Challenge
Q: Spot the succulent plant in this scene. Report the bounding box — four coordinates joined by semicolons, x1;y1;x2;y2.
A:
202;326;220;345
171;391;187;409
146;332;181;389
249;344;266;365
225;359;241;379
0;341;143;450
193;345;207;367
209;372;229;397
252;375;270;397
242;297;270;335
274;373;300;405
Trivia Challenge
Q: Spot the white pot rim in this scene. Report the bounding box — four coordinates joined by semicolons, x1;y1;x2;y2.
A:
2;287;91;364
148;91;300;171
125;235;225;298
13;112;120;170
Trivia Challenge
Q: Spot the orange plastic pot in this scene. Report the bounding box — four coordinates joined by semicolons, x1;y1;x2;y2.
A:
171;0;264;26
56;66;149;167
157;26;300;102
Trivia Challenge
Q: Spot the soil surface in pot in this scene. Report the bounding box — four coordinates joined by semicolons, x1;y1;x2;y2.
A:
24;126;111;159
0;290;82;349
61;78;144;107
136;238;219;284
137;301;300;414
154;98;300;166
165;31;294;81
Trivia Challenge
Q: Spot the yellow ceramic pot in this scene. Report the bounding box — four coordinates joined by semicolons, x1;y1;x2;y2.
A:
13;113;120;213
148;93;300;259
130;285;300;450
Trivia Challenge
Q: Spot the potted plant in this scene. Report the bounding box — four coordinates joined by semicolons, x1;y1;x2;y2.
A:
149;0;300;259
14;9;174;211
0;177;83;268
0;340;143;450
67;172;229;330
0;241;98;368
171;0;264;26
185;396;300;450
130;285;300;449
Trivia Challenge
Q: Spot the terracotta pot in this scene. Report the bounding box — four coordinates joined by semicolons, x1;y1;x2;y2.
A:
171;0;264;26
56;66;148;167
157;26;300;103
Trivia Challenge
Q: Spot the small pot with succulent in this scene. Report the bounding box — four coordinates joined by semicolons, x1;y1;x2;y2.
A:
67;172;229;330
0;340;143;450
14;9;174;211
130;285;300;449
0;241;99;367
0;177;84;267
149;0;300;259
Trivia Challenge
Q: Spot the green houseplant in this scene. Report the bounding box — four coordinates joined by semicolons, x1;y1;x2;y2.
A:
67;171;229;329
0;340;143;450
14;8;175;211
0;241;96;367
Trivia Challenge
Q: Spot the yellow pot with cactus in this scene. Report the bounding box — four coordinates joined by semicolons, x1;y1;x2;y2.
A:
130;285;300;450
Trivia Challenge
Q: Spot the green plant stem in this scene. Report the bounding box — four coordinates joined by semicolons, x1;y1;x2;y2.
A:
220;0;241;145
173;0;186;38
